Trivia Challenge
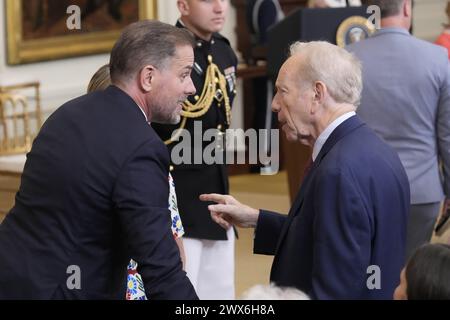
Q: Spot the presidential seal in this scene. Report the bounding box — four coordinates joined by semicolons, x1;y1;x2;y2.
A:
336;16;376;47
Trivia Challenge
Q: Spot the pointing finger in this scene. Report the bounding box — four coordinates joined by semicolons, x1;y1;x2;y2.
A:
199;193;228;204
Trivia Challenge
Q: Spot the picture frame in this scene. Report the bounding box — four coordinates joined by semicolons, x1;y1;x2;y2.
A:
6;0;157;65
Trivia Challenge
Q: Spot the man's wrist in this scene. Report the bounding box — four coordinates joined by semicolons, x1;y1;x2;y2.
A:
250;208;260;228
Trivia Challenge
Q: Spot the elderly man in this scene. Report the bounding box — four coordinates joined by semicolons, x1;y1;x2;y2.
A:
346;0;450;260
0;20;197;300
201;41;410;299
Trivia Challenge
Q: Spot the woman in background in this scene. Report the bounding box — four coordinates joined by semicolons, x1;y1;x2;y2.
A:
394;243;450;300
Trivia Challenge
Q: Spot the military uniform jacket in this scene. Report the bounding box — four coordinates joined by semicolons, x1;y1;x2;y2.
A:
152;21;238;240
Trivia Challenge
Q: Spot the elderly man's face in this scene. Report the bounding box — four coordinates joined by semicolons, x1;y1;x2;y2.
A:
272;55;314;146
149;45;196;124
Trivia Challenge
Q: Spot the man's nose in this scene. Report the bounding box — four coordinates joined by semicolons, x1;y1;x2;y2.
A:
186;77;196;96
213;0;224;13
271;95;280;113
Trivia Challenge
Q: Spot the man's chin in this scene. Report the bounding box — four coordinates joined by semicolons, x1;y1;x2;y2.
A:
283;132;311;146
152;115;181;125
285;134;297;143
168;115;181;125
282;128;297;143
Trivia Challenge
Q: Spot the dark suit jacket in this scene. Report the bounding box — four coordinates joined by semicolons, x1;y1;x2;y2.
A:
254;116;410;299
0;86;197;300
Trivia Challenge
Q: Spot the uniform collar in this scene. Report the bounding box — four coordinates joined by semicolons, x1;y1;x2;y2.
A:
176;19;215;48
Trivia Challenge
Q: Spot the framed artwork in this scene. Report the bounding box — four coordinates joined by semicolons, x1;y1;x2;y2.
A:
6;0;157;65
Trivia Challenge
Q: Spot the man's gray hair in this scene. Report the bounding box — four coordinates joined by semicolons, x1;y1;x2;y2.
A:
110;20;195;83
289;41;363;107
240;283;310;300
363;0;404;18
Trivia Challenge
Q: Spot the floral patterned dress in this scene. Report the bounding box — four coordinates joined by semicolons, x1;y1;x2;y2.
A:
125;173;184;300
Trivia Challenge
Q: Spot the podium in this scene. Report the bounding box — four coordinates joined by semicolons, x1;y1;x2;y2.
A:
267;6;370;78
267;7;371;202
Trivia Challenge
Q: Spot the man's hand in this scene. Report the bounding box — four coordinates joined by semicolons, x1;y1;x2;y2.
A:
199;194;259;229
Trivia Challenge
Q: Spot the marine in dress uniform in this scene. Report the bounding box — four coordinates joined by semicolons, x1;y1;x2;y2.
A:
152;20;238;299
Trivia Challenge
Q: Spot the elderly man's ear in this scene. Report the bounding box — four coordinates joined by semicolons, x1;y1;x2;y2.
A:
313;81;326;104
139;65;157;93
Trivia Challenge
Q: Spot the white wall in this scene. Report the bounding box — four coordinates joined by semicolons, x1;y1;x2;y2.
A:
0;0;239;121
413;0;447;42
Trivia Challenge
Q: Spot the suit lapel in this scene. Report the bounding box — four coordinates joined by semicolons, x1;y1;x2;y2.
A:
273;116;364;256
272;161;317;255
314;116;364;165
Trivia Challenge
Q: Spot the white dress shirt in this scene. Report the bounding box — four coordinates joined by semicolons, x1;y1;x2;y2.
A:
312;111;355;162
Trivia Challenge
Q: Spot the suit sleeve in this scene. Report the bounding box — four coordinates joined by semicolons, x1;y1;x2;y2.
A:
254;210;286;255
438;62;450;198
310;168;372;299
113;138;197;300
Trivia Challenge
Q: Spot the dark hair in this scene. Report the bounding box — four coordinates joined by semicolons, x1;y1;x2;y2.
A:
405;243;450;300
109;20;195;83
363;0;404;18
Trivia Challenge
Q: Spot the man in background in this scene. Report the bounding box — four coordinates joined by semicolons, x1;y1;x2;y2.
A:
0;20;197;300
152;0;238;299
347;0;450;260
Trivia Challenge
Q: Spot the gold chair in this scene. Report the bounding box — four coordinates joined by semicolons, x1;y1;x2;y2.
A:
0;82;42;155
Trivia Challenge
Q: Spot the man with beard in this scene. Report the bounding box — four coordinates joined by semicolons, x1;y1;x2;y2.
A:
0;20;197;300
152;0;238;300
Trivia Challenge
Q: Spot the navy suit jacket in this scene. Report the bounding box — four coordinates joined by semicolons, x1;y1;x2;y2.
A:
254;116;410;299
0;86;197;300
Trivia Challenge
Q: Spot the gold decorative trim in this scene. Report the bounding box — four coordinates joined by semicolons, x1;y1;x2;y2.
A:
6;0;157;65
0;82;42;156
336;16;376;48
165;56;232;146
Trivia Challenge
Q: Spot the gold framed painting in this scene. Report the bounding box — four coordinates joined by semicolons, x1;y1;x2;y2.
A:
6;0;157;65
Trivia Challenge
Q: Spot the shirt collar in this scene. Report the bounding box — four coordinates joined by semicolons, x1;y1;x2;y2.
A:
136;104;150;124
373;27;410;38
110;85;150;124
312;111;356;162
